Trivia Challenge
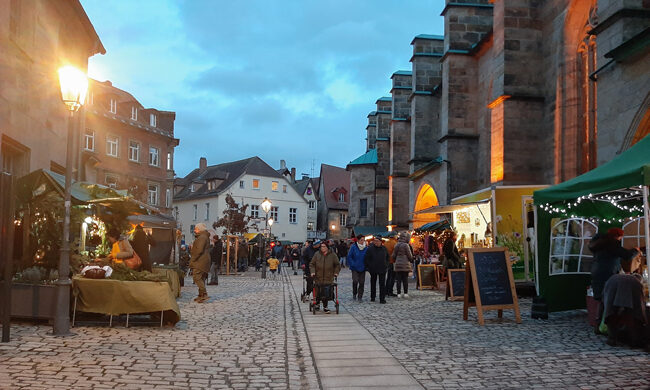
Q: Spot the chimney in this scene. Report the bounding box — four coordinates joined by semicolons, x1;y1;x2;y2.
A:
280;160;286;170
199;157;207;172
290;167;296;183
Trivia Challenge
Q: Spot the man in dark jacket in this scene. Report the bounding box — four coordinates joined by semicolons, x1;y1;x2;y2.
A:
131;224;153;271
301;240;321;298
364;235;389;304
209;235;222;285
443;232;463;269
190;223;211;302
337;240;349;268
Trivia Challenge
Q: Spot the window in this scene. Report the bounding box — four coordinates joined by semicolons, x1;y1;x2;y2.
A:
338;192;345;202
283;185;287;193
289;208;297;224
105;174;118;188
308;200;316;210
84;129;94;151
148;184;159;206
193;204;198;220
271;181;279;191
167;152;172;170
128;141;140;162
239;180;244;189
205;203;210;220
131;106;138;120
190;183;196;193
250;205;259;219
150;113;156;127
307;222;314;231
106;135;119;157
339;213;346;226
360;199;368;218
207;180;217;191
149;146;159;166
165;188;171;208
109;98;116;114
549;218;597;275
252;179;260;189
270;206;278;222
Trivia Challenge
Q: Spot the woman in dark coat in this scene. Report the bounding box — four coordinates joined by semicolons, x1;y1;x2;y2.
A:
310;243;341;313
393;233;414;298
131;225;152;271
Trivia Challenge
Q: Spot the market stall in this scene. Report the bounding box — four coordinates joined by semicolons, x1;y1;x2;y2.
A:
127;214;177;265
533;134;650;312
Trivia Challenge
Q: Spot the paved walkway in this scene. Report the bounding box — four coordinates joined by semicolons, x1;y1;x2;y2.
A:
285;268;423;389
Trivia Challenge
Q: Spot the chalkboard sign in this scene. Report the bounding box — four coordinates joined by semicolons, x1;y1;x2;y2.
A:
463;247;521;325
446;269;465;301
417;264;437;290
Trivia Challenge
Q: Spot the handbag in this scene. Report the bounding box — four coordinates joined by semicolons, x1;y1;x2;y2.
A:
124;251;142;270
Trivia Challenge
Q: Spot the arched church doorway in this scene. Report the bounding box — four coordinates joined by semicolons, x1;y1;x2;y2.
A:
412;183;440;229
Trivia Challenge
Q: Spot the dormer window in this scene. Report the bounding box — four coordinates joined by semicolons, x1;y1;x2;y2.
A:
207;180;218;191
150;113;157;127
339;193;345;202
191;184;196;193
131;106;138;120
109;99;117;114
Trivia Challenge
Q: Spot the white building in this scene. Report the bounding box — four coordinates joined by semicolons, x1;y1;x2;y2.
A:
293;175;322;240
173;157;308;244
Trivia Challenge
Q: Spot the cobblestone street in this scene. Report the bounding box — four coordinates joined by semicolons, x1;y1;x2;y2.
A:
0;266;648;389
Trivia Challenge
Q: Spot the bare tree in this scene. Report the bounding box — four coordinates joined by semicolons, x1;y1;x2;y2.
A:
213;194;251;236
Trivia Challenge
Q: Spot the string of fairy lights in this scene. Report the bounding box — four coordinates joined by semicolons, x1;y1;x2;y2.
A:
537;188;645;224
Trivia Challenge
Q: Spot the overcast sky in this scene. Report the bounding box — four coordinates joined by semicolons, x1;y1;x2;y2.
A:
81;0;444;178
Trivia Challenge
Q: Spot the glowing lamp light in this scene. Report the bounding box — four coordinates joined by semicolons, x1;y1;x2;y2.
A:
331;224;336;230
268;218;274;227
261;197;272;214
58;65;88;112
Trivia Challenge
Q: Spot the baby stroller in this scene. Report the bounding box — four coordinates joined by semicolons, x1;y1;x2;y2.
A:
309;277;339;314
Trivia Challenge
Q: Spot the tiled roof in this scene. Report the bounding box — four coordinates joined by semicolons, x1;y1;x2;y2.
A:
319;164;350;211
348;149;377;166
173;156;282;201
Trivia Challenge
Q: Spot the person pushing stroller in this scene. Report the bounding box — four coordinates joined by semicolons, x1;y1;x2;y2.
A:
310;242;341;313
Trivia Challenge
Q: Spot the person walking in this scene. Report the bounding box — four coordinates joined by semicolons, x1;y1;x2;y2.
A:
238;238;249;272
301;240;321;299
364;235;389;304
393;232;414;298
347;234;368;301
310;242;341;313
208;235;222;285
290;243;301;275
384;235;398;297
189;223;211;303
337;240;349;268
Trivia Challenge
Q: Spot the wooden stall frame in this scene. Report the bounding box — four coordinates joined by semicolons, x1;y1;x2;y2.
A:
417;264;438;290
446;268;465;301
463;247;521;326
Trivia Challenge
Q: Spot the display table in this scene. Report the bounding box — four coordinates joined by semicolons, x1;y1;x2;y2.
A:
152;265;181;298
72;276;180;326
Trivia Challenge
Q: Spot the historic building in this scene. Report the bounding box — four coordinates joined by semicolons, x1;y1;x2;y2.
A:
0;0;105;179
350;0;650;232
293;175;321;239
82;79;178;214
317;164;351;239
173;157;308;244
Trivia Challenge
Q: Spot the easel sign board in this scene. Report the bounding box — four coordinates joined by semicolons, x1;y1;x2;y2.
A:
463;247;521;325
446;269;465;301
418;264;437;290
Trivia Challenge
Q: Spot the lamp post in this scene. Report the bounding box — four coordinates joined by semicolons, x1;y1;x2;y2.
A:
260;197;272;279
55;65;88;335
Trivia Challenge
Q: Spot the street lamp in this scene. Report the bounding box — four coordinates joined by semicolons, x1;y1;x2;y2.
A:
55;65;88;336
260;197;272;279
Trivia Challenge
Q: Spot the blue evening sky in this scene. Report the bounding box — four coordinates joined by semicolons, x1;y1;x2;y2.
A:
81;0;444;178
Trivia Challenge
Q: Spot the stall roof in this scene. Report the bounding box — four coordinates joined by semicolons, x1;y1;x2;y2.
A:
127;214;176;229
415;220;451;233
413;199;490;215
534;134;650;216
352;226;397;237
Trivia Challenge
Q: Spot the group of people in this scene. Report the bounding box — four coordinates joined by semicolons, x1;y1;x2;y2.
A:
299;233;415;311
589;227;649;349
104;224;154;271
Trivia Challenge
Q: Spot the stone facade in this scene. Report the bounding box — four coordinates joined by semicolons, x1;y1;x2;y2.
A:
350;0;650;231
0;0;104;178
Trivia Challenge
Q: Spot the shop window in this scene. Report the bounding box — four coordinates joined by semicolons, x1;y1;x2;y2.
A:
549;218;597;275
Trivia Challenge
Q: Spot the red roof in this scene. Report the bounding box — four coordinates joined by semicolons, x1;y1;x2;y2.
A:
319;164;350;210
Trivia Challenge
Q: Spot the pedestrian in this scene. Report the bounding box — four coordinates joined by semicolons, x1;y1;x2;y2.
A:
290;243;301;275
347;234;368;301
208;235;222;285
364;235;389;304
267;256;280;279
337;240;349;268
310;242;341;313
384;235;398;297
589;227;639;334
442;231;463;269
301;240;321;299
189;223;211;303
393;232;414;298
130;224;153;271
238;238;249;272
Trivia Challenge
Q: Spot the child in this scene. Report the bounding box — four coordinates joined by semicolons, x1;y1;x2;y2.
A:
267;257;280;279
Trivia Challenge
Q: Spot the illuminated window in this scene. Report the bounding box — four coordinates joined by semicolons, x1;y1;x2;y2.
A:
252;179;260;189
272;181;279;191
